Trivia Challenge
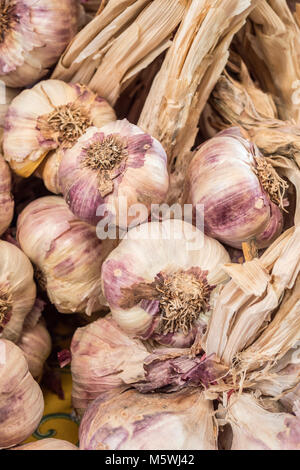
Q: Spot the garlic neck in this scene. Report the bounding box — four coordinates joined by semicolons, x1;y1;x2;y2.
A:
254;156;288;210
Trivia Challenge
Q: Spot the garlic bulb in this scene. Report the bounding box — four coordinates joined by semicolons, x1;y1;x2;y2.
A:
3;79;116;178
0;86;20;142
101;219;230;347
79;389;217;450
0;154;14;236
185;128;286;249
0;240;36;343
13;439;78;450
222;393;300;450
71;316;148;416
17;196;115;315
0;0;79;88
0;339;44;449
58;120;169;226
17;319;51;382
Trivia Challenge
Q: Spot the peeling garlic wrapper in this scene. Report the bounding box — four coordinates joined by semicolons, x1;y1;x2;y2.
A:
101;219;230;347
59;120;169;226
0;154;14;236
13;439;78;450
79;389;217;450
17;196;115;315
222;393;300;450
0;240;36;343
3;79;116;179
185;128;285;249
0;339;44;449
17;319;51;382
71;316;148;415
0;0;79;87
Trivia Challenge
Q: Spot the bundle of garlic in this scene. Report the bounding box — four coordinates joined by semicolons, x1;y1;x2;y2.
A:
0;339;44;449
218;393;300;450
58;119;169;226
0;154;14;236
70;316;148;415
52;0;187;105
201;54;300;168
17;319;51;382
101;219;230;347
0;240;36;343
79;388;217;450
17;196;116;315
13;439;78;450
0;0;80;88
184;128;288;249
3;79;116;190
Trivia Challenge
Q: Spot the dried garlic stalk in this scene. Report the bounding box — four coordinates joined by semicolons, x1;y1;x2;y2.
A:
52;0;186;104
201;54;300;167
236;0;300;123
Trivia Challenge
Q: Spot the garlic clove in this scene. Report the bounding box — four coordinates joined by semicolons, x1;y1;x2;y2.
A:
0;339;44;449
12;438;78;450
101;219;230;346
71;315;149;416
79;388;217;450
3;80;116;179
0;0;80;88
0;240;36;343
58;120;169;226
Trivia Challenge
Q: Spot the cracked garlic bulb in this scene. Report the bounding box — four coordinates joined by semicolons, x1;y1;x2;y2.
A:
0;339;44;449
0;0;79;87
58;120;169;226
71;316;148;416
79;388;217;450
17;196;115;315
0;154;14;236
0;240;36;343
3;79;116;180
101;219;230;347
185;128;285;249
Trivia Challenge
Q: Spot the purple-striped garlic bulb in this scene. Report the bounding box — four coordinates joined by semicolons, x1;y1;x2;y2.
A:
17;196;115;315
0;154;14;236
79;388;217;450
101;219;230;347
3;79;116;182
71;316;148;416
58;120;169;226
17;319;51;382
0;0;79;87
0;339;44;449
13;439;78;450
0;240;36;343
185;128;286;249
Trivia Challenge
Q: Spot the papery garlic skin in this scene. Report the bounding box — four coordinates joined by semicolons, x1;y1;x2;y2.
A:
0;154;14;236
71;316;148;415
0;240;36;343
13;438;78;450
17;320;51;382
0;339;44;449
185;128;284;249
224;393;300;450
3;79;116;178
17;196;114;315
0;0;79;88
79;389;217;450
59;120;169;226
101;219;230;347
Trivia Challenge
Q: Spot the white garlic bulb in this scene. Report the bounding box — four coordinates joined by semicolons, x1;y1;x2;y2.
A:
0;339;44;449
3;79;116;179
79;389;217;450
0;240;36;343
0;0;79;87
101;219;230;347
